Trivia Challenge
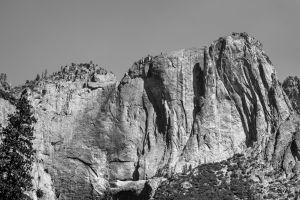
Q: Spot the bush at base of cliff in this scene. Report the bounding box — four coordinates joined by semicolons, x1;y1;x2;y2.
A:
153;154;254;200
153;153;300;200
0;90;37;200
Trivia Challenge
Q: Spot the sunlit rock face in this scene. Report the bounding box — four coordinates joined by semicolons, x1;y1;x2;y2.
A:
107;33;294;181
25;64;118;199
0;33;299;199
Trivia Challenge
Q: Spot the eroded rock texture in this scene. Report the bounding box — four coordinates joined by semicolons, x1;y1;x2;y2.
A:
0;33;300;199
283;76;300;114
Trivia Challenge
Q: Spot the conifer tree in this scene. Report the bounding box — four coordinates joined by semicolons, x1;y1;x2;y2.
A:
44;69;48;79
0;90;36;200
35;74;40;81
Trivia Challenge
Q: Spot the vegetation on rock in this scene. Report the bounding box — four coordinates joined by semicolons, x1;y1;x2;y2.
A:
154;154;300;200
0;73;10;91
45;61;109;82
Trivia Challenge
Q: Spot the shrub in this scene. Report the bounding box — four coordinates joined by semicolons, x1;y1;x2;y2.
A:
36;189;43;198
154;154;257;200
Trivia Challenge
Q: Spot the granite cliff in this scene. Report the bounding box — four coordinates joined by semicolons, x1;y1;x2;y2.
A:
0;33;299;200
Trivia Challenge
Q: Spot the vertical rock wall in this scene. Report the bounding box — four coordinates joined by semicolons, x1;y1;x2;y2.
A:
0;33;299;199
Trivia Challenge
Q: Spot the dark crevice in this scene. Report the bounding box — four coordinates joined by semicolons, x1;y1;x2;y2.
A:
132;160;140;181
142;94;149;155
180;100;188;131
166;115;172;149
190;53;206;149
87;85;103;91
258;62;270;91
243;68;259;144
113;191;139;200
112;183;152;200
291;139;300;161
146;63;153;78
215;38;227;82
193;62;205;115
196;133;200;147
241;94;257;145
147;133;151;152
144;77;167;134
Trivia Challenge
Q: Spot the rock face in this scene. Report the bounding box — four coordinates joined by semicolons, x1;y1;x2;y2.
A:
0;33;299;199
283;76;300;114
106;32;295;181
28;63;117;200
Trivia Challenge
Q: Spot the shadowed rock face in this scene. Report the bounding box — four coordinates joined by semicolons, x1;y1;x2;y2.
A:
0;33;299;199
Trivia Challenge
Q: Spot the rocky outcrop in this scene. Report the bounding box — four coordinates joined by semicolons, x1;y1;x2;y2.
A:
283;76;300;114
0;33;299;199
105;32;295;182
27;63;117;200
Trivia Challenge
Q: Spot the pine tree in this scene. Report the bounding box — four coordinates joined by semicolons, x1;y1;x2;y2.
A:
0;73;7;83
44;69;48;79
0;90;37;200
35;74;40;81
0;73;10;91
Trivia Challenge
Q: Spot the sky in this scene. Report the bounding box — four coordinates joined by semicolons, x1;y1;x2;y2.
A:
0;0;299;86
